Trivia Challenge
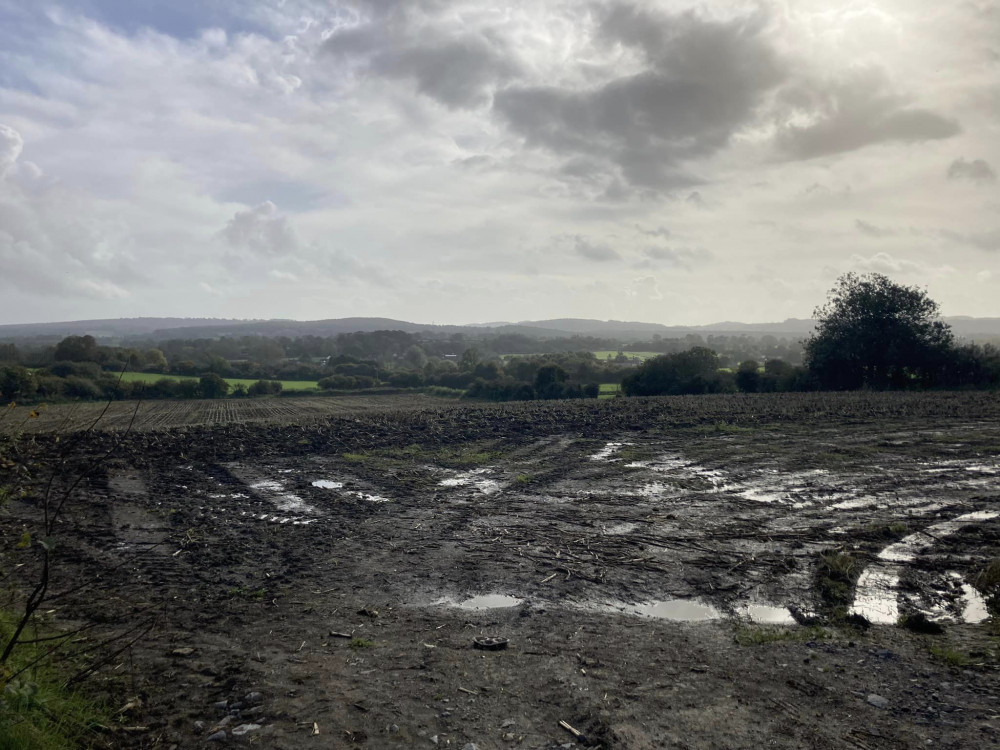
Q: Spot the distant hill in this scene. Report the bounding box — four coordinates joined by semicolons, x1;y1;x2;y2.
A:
0;315;997;343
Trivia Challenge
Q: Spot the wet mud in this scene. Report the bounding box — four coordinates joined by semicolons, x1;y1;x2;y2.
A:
4;393;1000;748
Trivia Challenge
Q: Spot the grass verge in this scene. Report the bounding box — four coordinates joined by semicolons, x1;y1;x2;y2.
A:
0;609;109;749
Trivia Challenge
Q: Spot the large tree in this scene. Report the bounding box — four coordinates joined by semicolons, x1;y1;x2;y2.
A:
805;273;953;390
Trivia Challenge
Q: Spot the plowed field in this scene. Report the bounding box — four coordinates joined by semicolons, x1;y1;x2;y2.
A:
3;392;1000;749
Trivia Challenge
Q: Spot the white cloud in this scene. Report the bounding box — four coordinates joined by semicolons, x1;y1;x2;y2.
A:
0;124;23;176
850;252;954;278
0;1;995;324
221;201;298;256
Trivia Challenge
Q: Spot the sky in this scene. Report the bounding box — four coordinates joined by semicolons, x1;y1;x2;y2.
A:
0;0;997;326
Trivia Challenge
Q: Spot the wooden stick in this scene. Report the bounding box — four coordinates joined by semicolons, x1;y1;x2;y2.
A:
559;720;584;739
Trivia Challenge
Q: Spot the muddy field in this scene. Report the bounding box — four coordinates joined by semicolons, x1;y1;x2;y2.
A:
4;392;1000;749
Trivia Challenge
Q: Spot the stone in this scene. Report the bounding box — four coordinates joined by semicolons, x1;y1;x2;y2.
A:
212;700;228;711
206;730;227;742
172;647;195;657
462;744;479;750
209;717;232;732
194;721;205;731
232;724;262;736
245;691;264;704
867;694;890;709
501;719;516;728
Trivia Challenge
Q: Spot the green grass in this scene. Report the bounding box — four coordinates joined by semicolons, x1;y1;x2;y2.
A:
598;383;621;399
592;351;662;362
117;371;319;391
0;610;109;749
734;625;829;646
343;443;504;469
349;638;375;649
928;643;970;667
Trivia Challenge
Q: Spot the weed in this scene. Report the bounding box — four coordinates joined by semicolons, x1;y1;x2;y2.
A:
0;610;109;749
972;559;1000;595
864;521;910;539
227;586;266;601
617;445;655;463
515;474;533;485
815;550;860;614
349;638;375;649
734;625;829;646
928;643;970;667
898;612;945;635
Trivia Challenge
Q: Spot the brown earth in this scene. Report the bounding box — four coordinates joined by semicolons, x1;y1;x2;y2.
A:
3;392;1000;749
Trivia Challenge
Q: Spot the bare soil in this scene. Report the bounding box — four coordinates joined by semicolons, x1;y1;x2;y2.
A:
4;392;1000;749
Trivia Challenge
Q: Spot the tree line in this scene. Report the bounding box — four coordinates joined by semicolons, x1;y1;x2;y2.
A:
2;274;998;403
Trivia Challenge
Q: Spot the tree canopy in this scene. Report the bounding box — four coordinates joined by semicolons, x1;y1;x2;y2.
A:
805;273;953;390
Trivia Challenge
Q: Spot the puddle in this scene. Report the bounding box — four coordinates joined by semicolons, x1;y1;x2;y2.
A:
590;442;628;461
737;604;796;625
250;479;318;513
961;583;990;624
851;569;902;624
311;480;344;489
602;522;638;535
350;491;390;503
600;598;721;622
438;468;502;495
637;482;675;498
439;594;524;610
850;510;1000;624
830;496;881;511
740;488;785;504
877;510;1000;563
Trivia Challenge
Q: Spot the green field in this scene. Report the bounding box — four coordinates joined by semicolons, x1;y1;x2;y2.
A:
599;383;621;399
119;371;319;391
592;350;661;362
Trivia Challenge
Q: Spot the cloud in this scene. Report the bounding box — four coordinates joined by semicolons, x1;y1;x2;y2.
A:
947;157;997;184
850;252;954;277
638;245;711;269
319;249;394;286
626;275;663;300
635;225;670;239
855;219;895;238
776;67;960;160
220;201;297;256
0;123;145;299
572;236;621;262
493;4;784;191
939;228;1000;252
322;7;520;109
0;124;24;176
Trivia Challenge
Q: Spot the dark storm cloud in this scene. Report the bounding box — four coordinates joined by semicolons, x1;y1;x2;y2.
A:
947;157;997;184
776;67;960;160
322;4;519;109
493;4;785;191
